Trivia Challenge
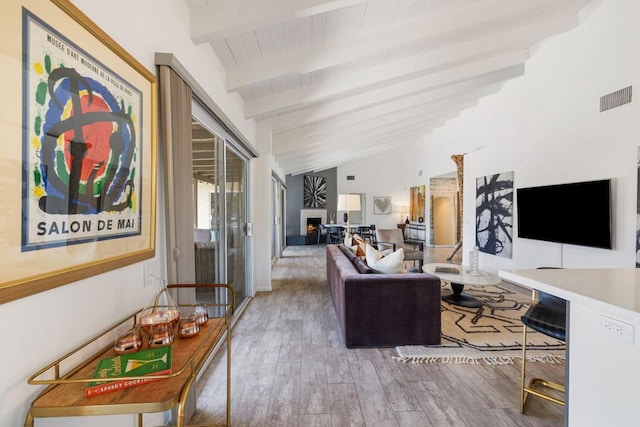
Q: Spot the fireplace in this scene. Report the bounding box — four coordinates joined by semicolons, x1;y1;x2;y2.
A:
300;209;327;234
288;209;328;246
306;217;321;235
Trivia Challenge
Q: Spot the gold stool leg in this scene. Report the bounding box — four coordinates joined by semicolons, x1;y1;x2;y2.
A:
521;325;528;412
521;324;565;412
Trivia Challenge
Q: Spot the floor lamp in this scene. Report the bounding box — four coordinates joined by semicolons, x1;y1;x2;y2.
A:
337;194;361;236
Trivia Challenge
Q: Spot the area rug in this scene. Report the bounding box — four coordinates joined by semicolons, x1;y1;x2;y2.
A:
394;284;565;365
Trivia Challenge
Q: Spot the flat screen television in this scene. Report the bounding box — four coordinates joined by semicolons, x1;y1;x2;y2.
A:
516;179;612;249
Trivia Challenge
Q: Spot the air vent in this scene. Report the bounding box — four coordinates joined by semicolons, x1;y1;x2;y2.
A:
346;175;355;181
600;86;632;112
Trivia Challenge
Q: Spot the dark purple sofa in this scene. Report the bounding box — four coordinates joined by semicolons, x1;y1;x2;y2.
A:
326;244;442;348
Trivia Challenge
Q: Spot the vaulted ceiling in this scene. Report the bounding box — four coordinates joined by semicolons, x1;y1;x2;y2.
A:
186;0;592;175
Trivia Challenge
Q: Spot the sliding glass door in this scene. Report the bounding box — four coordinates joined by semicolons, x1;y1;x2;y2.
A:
192;101;250;310
225;146;248;307
271;174;286;262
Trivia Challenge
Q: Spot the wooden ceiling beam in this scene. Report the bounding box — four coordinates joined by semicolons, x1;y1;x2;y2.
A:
190;0;367;43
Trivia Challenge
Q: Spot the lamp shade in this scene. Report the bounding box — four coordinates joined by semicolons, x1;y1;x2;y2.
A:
337;194;361;211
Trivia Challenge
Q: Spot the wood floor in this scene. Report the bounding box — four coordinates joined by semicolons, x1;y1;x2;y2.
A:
191;245;565;426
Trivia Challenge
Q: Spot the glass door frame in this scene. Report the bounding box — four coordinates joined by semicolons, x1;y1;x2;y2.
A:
224;141;252;306
271;172;286;262
192;100;253;307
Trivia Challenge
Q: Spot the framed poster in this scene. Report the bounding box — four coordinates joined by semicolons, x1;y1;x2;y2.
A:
373;196;391;215
0;0;157;303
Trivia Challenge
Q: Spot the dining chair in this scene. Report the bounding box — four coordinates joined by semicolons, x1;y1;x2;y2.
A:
374;228;423;268
316;224;328;246
328;226;344;244
355;225;374;243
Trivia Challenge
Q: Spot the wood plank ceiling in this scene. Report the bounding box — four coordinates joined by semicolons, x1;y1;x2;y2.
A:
186;0;592;175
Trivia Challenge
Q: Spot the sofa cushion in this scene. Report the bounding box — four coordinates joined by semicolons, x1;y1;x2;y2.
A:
339;244;373;273
352;256;374;274
365;244;407;274
344;233;366;257
352;234;367;256
339;244;358;262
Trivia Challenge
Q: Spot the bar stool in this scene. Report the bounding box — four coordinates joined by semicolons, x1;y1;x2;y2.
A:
520;289;567;412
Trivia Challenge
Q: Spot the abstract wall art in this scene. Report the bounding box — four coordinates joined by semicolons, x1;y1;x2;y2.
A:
303;175;327;208
410;185;426;222
475;171;514;258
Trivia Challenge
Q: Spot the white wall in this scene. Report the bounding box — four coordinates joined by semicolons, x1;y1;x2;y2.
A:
338;148;416;230
0;1;263;426
252;120;275;292
416;0;640;273
335;0;639;274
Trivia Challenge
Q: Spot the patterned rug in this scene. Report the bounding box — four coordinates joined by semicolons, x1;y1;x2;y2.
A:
395;284;566;365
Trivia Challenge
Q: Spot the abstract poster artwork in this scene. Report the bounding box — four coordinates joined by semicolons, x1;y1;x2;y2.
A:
23;10;143;251
475;171;514;258
303;175;327;208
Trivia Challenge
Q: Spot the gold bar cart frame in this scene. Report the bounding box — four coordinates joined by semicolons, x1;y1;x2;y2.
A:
25;283;235;427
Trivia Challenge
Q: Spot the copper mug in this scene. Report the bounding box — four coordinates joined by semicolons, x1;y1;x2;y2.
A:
194;306;208;326
179;307;200;338
148;322;174;347
114;325;142;354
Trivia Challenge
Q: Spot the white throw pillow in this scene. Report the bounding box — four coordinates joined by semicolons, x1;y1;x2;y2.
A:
365;243;383;264
365;244;406;274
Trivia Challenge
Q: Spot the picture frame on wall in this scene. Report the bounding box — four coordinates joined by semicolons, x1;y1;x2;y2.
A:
303;175;327;208
410;185;426;222
373;196;392;215
0;0;157;304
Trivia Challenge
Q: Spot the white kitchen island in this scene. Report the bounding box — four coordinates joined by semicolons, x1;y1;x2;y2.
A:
499;268;640;427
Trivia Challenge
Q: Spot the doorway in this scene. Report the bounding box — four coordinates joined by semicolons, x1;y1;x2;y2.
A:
433;195;456;246
429;174;458;247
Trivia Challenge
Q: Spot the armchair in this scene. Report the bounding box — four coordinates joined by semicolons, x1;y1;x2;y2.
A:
375;228;424;268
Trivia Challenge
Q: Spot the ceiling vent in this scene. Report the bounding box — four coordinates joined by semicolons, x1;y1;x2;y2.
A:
346;175;355;181
600;86;632;112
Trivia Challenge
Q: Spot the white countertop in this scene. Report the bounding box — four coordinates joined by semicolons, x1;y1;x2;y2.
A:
499;268;640;323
